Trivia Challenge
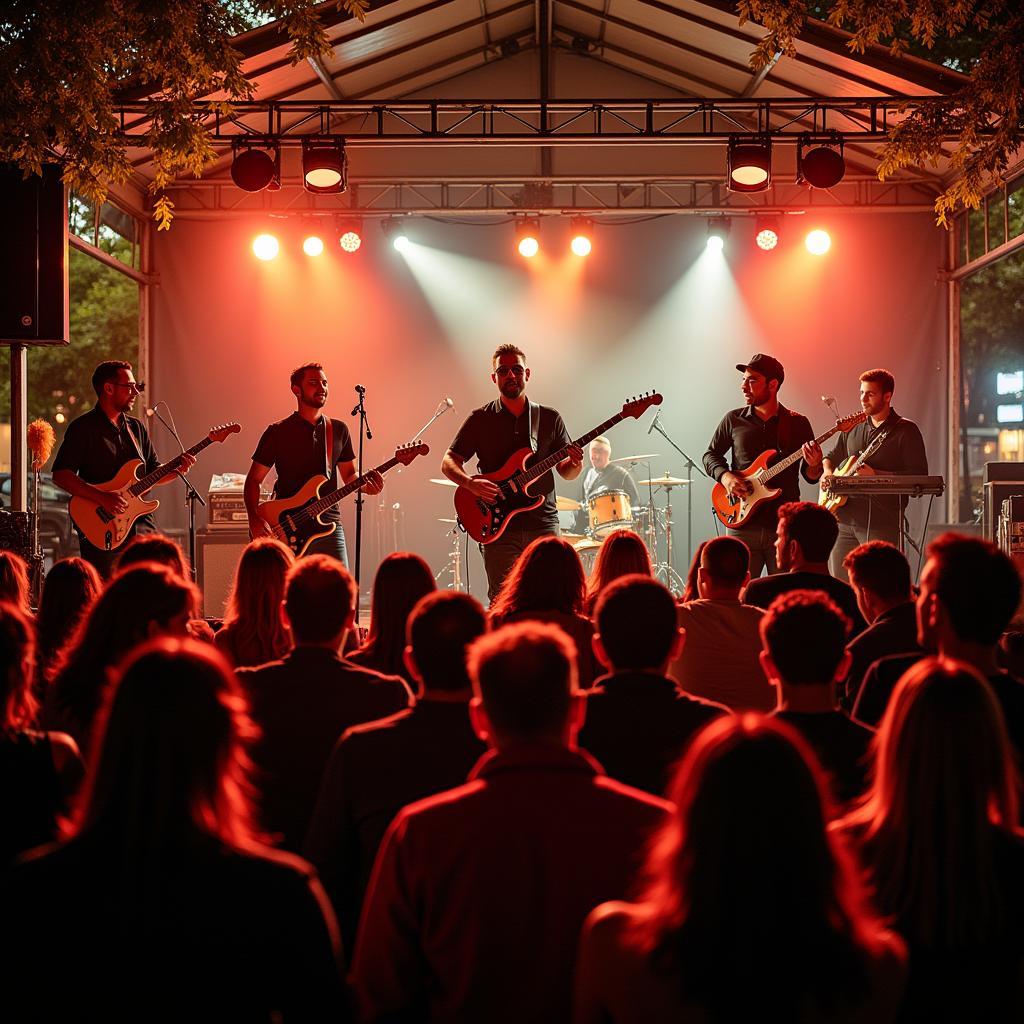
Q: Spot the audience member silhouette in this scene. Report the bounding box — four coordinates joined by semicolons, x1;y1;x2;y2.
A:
576;716;906;1023
743;502;867;635
347;552;436;686
489;535;597;687
580;575;727;796
115;532;190;578
0;550;31;614
840;541;921;711
2;638;345;1021
215;537;294;669
0;602;83;864
352;621;669;1023
839;657;1024;1021
43;564;198;758
679;541;708;605
305;590;489;950
34;557;102;688
761;591;872;807
584;530;652;616
670;536;774;711
238;556;411;852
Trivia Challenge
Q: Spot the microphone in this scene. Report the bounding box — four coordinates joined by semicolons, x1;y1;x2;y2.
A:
444;397;454;408
820;395;835;406
647;411;662;435
354;384;366;394
145;407;156;418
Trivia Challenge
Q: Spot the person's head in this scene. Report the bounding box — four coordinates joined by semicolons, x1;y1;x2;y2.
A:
35;557;102;678
760;590;851;690
92;360;141;413
697;535;750;598
0;601;38;736
468;621;582;748
74;638;258;848
858;368;895;420
843;541;912;624
681;540;709;604
594;575;683;673
361;553;437;676
116;533;189;578
586;529;652;607
917;533;1022;653
776;501;839;570
489;536;585;621
283;555;356;648
736;353;785;406
491;343;528;400
405;591;488;695
0;550;31;612
589;436;611;470
289;362;328;412
222;538;295;664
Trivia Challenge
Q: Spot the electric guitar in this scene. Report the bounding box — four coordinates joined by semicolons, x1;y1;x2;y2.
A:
710;412;865;529
818;429;888;512
257;442;429;557
69;423;241;550
454;393;662;544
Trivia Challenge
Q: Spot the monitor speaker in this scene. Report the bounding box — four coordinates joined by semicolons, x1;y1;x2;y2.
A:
197;530;248;618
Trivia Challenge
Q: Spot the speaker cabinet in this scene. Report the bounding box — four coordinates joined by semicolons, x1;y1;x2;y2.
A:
197;530;249;618
0;164;69;345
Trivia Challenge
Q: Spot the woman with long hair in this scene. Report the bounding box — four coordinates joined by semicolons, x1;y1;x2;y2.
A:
679;541;708;605
215;538;294;669
34;557;102;687
584;530;652;617
0;549;31;614
576;716;906;1023
2;638;344;1018
0;601;83;863
838;657;1024;1020
348;552;436;687
43;563;198;758
489;535;597;688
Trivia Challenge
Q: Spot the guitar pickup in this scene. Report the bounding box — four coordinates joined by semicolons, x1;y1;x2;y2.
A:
97;508;113;523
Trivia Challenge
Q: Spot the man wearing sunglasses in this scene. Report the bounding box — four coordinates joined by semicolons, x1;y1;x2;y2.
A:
442;344;583;601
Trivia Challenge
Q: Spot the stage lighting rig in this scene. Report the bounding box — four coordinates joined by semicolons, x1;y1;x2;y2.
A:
381;217;410;251
754;216;780;251
230;142;280;193
798;133;846;189
302;139;347;194
338;219;363;253
706;218;730;252
805;229;832;255
728;136;771;193
570;217;593;256
515;217;541;258
252;234;279;261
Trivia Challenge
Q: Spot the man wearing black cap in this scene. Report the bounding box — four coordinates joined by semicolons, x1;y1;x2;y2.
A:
704;354;822;577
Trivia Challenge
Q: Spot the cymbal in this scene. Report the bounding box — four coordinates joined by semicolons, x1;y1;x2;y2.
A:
429;477;457;488
555;495;581;511
438;518;457;524
609;453;660;464
638;475;692;487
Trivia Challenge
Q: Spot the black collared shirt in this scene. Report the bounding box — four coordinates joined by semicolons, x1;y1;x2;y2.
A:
582;464;639;506
252;413;356;524
449;398;571;528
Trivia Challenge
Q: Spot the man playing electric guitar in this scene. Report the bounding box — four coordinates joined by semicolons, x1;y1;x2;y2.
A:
245;362;383;566
704;354;823;578
441;343;583;601
53;360;196;578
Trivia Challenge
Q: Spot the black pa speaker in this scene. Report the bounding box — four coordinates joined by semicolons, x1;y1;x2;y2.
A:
197;530;249;618
0;164;69;345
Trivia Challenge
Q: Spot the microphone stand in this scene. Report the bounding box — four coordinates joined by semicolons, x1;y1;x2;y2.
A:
649;414;707;566
411;398;454;442
350;386;372;615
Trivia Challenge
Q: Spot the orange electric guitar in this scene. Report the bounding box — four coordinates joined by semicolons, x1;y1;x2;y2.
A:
711;412;865;529
455;393;662;544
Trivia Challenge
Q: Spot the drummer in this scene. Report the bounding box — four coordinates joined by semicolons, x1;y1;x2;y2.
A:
576;436;640;531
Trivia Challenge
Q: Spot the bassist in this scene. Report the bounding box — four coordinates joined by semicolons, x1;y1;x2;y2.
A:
704;354;822;578
441;344;583;600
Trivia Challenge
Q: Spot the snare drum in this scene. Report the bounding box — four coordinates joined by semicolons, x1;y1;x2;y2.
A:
573;538;602;574
587;489;633;539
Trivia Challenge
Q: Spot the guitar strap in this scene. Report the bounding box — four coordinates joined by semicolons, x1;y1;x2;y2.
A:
322;415;334;477
122;416;147;464
528;400;540;454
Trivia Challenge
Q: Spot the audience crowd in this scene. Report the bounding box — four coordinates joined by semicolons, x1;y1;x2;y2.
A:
1;513;1023;1022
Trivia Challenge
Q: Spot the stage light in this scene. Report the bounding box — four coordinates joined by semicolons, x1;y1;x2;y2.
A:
302;140;347;194
381;217;410;251
570;217;593;256
805;229;832;255
303;235;325;256
516;218;540;258
706;218;730;252
230;144;279;193
728;136;771;192
252;234;279;261
754;216;780;251
798;134;846;189
338;219;363;253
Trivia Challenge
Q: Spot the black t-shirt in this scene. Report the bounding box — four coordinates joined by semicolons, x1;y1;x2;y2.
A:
252;413;355;524
743;570;868;636
773;709;872;806
449;398;571;529
582;464;640;505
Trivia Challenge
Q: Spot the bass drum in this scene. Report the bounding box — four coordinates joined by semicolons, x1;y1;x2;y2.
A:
573;538;602;575
587;489;633;540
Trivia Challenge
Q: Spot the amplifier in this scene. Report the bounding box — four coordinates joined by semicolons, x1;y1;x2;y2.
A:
196;530;249;617
207;473;268;530
0;509;32;560
998;495;1024;558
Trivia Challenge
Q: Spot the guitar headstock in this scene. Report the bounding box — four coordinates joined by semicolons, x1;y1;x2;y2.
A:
395;441;430;465
209;423;241;444
621;392;663;420
836;412;867;433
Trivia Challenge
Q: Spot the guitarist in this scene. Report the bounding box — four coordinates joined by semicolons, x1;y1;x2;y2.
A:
441;344;583;601
703;354;822;578
245;363;383;565
53;361;195;578
822;368;928;581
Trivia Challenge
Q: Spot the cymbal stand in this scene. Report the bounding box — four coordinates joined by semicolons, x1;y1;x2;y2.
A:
652;486;685;596
435;523;464;592
649;415;708;566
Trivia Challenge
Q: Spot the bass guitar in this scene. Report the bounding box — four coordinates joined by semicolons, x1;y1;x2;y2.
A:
710;412;865;529
818;429;888;513
257;442;429;557
70;423;241;550
454;393;662;544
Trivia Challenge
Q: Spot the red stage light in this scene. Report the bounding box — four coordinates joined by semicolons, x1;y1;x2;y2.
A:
754;217;780;251
303;235;325;256
570;217;593;256
339;229;362;253
805;229;831;255
252;234;279;260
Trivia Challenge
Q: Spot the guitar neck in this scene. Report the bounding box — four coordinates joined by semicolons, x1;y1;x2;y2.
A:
761;422;843;482
128;436;214;496
307;456;401;517
521;413;624;483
